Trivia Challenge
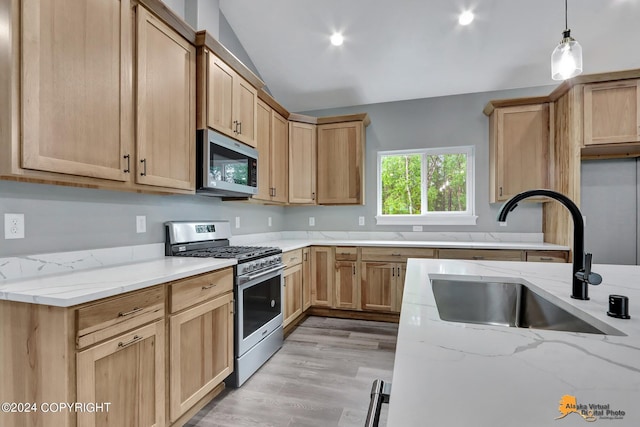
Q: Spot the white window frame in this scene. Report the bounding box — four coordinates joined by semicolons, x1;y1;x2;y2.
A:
375;145;477;226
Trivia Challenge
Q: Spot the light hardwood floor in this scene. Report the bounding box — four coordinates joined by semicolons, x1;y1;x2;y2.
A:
185;316;398;427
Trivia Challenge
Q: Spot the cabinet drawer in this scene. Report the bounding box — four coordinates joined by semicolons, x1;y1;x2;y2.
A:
360;247;436;262
77;286;165;349
525;251;568;263
283;249;303;267
170;268;233;313
439;249;523;261
335;247;358;261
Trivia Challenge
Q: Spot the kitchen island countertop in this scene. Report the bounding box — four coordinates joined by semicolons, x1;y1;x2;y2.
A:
387;259;640;426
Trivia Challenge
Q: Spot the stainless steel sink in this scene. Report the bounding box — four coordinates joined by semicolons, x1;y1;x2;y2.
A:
431;276;625;336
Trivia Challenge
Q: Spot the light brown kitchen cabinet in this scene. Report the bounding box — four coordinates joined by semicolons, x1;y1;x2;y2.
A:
311;246;335;307
76;320;165;427
19;0;133;182
254;99;288;203
289;121;317;204
302;247;312;311
361;262;402;312
3;0;196;193
283;263;304;327
317;120;366;204
136;5;196;190
169;292;233;421
583;80;640;146
334;247;359;310
203;52;257;147
525;250;569;263
488;104;550;202
438;248;524;261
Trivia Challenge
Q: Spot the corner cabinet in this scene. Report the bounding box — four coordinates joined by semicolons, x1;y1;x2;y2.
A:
136;6;196;190
316;116;369;205
289;121;317;204
583;79;640;146
487;104;551;202
199;50;258;147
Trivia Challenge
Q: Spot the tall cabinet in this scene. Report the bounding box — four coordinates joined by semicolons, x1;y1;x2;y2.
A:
254;97;288;203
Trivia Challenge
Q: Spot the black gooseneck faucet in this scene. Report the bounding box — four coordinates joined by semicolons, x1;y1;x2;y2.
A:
497;189;602;300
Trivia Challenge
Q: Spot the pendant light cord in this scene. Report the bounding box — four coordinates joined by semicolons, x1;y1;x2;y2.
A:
565;0;568;30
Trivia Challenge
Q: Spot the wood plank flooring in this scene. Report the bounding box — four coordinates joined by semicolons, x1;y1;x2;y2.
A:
185;316;398;427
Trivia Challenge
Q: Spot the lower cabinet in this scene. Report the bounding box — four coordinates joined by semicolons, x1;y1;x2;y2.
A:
169;293;234;422
438;249;523;261
311;246;335;307
283;263;303;327
335;260;359;309
361;262;404;313
302;248;312;311
76;320;165;427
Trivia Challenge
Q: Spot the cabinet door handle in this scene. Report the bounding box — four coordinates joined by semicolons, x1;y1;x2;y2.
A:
540;257;553;261
233;120;238;134
397;267;400;276
499;187;503;197
238;121;242;135
202;283;217;290
123;154;130;173
391;253;401;256
118;307;143;317
353;265;356;275
312;192;316;201
118;335;143;348
140;159;147;176
472;256;484;260
392;267;395;277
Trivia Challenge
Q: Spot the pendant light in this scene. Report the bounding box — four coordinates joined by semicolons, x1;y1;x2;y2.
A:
551;0;583;81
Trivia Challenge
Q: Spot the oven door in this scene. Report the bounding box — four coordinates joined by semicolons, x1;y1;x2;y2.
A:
236;266;284;357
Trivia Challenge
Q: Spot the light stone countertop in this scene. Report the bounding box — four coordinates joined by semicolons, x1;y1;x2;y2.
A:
0;257;236;307
387;259;640;426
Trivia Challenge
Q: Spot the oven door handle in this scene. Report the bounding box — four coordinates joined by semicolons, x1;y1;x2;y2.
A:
239;265;284;284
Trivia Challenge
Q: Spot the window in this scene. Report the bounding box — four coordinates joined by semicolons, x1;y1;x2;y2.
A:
376;146;476;225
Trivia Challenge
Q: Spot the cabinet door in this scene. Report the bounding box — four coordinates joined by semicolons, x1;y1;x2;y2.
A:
254;99;273;201
289;121;317;204
77;320;165;427
234;78;258;147
270;111;289;203
207;54;235;136
361;262;395;312
311;247;334;307
283;264;303;327
491;104;549;202
335;261;359;309
317;121;365;204
169;293;233;421
584;80;640;145
302;248;312;311
393;264;406;313
136;6;195;190
438;249;524;261
21;0;132;181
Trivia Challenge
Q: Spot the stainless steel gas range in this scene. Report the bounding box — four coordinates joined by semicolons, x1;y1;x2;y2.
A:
165;220;284;387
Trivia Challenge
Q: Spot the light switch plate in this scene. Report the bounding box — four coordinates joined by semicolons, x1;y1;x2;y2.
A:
268;217;272;227
359;216;365;226
309;217;315;227
412;225;423;232
136;215;146;233
235;216;241;229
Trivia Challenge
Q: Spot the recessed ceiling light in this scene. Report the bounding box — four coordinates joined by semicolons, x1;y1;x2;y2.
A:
330;32;344;46
458;10;474;26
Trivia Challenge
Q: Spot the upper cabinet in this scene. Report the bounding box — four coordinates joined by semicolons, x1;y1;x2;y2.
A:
136;6;196;191
289;120;317;204
486;103;550;203
3;0;196;193
20;0;133;182
254;99;288;203
198;50;258;147
583;79;640;146
316;116;369;205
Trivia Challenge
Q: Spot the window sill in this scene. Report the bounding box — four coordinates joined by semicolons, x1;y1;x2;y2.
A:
375;215;478;226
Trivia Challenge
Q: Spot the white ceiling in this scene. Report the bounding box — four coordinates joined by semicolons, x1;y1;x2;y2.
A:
219;0;640;113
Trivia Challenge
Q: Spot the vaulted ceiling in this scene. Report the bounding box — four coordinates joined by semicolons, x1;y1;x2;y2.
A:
220;0;640;112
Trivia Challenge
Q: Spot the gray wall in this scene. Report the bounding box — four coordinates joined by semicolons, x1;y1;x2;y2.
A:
283;86;556;232
0;181;285;257
581;159;639;265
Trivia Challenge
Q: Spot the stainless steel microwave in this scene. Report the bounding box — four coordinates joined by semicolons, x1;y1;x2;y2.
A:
196;129;258;197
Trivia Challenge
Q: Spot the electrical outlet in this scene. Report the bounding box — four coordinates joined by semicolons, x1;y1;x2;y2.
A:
4;213;25;239
412;225;423;232
235;216;240;229
309;217;315;227
359;216;365;226
268;217;272;227
136;215;146;233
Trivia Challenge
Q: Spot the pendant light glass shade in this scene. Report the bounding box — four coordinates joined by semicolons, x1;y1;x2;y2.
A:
551;29;583;80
